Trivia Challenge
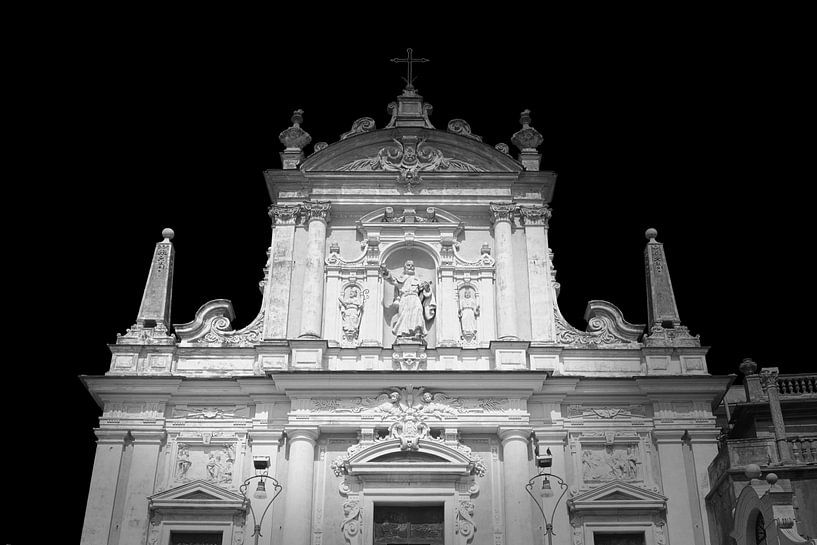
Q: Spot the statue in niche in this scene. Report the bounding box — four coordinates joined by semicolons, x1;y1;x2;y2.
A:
338;285;368;344
457;287;480;342
380;260;436;340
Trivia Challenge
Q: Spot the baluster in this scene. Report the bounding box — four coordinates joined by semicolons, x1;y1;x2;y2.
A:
791;438;802;463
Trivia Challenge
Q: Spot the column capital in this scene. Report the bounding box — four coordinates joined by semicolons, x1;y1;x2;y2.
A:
93;428;130;444
249;430;284;445
518;205;551;227
759;367;780;391
285;427;320;444
489;202;518;224
300;200;332;224
128;430;166;444
268;204;301;225
498;427;532;445
532;428;568;444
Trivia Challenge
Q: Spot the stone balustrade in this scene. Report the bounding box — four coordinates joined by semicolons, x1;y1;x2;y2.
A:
708;434;817;486
787;435;817;463
776;373;817;396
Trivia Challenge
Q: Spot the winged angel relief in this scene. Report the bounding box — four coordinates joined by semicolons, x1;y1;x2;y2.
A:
337;136;484;187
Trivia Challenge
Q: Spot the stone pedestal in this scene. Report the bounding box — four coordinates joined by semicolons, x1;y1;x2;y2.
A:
281;428;319;545
290;339;328;369
500;427;534;545
490;340;530;369
80;430;128;545
392;339;427;370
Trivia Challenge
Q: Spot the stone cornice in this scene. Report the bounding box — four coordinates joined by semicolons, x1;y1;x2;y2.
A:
268;371;548;395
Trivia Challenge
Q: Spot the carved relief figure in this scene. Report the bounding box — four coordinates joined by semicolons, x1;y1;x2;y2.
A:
175;446;192;480
338;285;367;343
582;445;640;481
381;260;436;339
457;287;480;342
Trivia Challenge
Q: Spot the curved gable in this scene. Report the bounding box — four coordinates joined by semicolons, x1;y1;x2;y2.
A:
300;128;523;173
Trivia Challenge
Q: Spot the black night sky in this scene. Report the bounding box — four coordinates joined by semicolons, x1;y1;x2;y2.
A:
16;23;809;542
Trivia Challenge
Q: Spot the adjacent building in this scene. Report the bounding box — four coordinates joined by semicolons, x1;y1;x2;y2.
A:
706;360;817;545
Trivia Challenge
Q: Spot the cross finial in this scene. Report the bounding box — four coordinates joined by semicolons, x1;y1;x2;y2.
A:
390;48;429;92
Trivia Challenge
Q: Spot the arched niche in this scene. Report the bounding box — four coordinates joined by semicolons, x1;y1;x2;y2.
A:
380;243;439;347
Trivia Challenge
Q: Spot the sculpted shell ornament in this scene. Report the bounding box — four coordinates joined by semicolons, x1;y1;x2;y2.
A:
337;137;485;174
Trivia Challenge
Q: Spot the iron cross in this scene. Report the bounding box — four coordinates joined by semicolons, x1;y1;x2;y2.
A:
390;48;429;90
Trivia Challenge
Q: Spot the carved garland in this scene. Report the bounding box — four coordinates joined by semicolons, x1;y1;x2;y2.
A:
337;137;485;177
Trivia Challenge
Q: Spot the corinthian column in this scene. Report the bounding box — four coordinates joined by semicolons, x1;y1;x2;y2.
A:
262;204;300;340
499;427;534;544
519;206;554;342
281;427;319;545
490;203;519;340
299;201;331;338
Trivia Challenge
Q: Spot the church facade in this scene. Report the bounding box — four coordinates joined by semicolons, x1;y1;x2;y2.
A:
81;81;731;545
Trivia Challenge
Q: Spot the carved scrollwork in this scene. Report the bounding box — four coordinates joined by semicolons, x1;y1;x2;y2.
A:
554;300;643;349
456;500;476;543
174;300;263;347
341;499;362;543
341;117;376;140
447;119;482;142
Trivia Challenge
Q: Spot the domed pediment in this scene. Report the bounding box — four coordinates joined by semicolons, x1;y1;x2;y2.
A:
300;128;523;174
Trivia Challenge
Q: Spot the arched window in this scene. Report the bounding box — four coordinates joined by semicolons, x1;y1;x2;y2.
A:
754;511;767;545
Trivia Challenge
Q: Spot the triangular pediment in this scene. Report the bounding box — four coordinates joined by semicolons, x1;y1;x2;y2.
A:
148;479;246;512
569;480;667;513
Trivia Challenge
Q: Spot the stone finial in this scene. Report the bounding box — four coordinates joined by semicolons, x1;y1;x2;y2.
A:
739;358;758;375
162;227;175;241
511;109;543;171
643;229;700;347
279;109;312;170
